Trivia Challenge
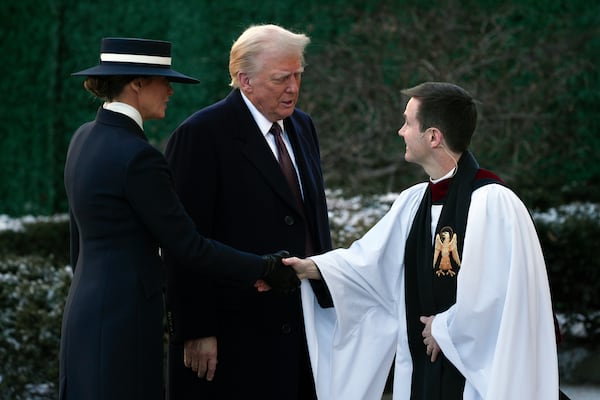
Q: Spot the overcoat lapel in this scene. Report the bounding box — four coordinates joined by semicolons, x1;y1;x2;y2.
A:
226;91;303;215
285;118;319;233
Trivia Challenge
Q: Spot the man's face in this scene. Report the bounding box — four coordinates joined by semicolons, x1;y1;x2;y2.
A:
242;52;304;122
398;98;430;165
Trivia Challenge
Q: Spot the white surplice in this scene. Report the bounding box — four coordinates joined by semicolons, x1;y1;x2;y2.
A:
301;182;558;400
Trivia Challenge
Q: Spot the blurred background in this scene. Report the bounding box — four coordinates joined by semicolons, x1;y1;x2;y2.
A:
0;0;598;398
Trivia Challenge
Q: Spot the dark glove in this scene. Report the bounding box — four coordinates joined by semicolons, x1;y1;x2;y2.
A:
261;250;300;294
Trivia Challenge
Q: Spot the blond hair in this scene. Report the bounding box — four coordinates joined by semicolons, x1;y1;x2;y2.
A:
229;24;310;88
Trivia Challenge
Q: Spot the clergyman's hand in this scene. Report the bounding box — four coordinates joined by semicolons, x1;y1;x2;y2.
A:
420;315;441;362
282;256;322;280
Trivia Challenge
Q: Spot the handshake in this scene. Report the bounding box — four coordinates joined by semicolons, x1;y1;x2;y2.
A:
259;251;300;294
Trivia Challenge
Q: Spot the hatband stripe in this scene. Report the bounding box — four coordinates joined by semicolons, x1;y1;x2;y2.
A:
100;53;171;66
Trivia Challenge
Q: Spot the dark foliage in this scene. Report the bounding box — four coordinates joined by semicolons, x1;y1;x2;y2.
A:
0;256;70;399
0;221;70;266
537;206;600;344
1;0;598;215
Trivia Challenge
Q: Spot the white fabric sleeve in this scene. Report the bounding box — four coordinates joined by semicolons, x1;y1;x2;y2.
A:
301;183;427;400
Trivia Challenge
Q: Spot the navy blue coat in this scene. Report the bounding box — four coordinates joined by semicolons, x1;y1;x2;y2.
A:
59;108;266;400
163;89;332;399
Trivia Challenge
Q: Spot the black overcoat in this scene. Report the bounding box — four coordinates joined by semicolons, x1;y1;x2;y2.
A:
163;89;332;399
59;107;265;400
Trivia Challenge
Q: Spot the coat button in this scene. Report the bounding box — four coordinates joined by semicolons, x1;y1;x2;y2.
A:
284;215;295;225
281;323;292;334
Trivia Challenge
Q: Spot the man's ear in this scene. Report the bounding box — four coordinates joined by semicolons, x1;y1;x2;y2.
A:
239;72;252;92
429;127;444;147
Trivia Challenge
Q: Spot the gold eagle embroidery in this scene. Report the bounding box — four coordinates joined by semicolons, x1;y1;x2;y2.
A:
433;226;461;277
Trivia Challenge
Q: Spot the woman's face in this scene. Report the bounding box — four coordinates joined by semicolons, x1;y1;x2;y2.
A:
137;77;174;120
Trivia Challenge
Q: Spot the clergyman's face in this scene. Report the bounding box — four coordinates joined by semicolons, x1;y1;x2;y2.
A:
398;98;430;165
243;51;304;122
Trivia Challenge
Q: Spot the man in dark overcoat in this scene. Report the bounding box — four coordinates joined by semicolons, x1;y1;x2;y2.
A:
163;24;332;400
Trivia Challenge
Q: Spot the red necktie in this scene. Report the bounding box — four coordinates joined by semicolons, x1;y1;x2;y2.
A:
270;123;304;207
270;123;315;255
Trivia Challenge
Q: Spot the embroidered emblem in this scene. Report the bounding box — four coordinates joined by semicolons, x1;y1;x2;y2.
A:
433;226;461;277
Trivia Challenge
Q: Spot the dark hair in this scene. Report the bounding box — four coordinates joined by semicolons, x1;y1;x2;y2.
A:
83;76;138;101
401;82;477;153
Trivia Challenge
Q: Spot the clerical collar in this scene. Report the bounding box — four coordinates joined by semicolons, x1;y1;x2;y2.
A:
103;102;144;130
429;168;456;203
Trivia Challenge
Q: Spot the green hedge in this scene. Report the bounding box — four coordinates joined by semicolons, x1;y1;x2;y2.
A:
1;0;599;216
0;197;598;398
0;256;71;399
536;205;600;342
0;0;366;216
0;219;70;267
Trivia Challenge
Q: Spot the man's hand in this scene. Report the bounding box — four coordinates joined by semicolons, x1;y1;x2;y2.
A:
420;315;441;362
183;336;218;380
261;250;300;294
254;279;271;292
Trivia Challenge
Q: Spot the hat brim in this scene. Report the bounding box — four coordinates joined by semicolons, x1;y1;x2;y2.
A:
71;64;199;84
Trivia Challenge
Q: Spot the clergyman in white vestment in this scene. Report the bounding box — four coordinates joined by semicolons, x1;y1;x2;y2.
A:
284;82;559;400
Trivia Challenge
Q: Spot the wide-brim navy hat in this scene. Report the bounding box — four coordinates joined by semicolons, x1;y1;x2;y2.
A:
72;37;199;84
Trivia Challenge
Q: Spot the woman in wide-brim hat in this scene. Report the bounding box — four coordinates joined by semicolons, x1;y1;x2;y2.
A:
71;37;199;121
59;37;274;400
